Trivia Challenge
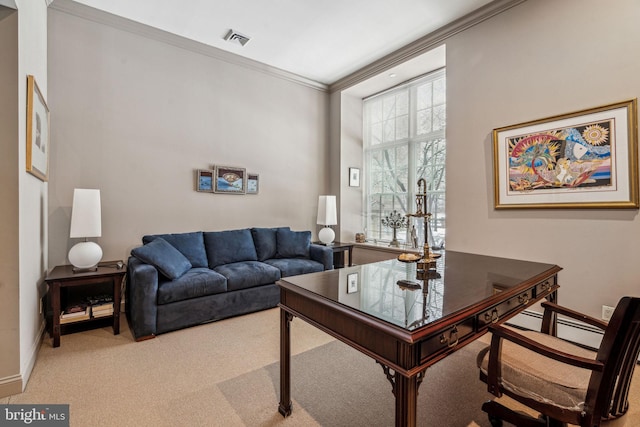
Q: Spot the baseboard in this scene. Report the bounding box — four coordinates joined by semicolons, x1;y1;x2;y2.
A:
507;309;604;350
0;319;47;399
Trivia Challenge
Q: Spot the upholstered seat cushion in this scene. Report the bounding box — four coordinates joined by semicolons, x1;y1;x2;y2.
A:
264;258;324;277
477;327;596;411
143;231;208;268
157;268;227;304
214;261;281;291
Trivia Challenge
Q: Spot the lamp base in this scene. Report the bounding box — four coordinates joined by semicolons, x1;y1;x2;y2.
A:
318;227;335;245
68;241;103;271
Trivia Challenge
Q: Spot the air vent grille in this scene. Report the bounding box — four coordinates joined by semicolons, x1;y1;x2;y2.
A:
224;30;251;47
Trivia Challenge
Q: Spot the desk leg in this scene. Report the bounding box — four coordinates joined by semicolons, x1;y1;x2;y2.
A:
51;282;61;348
278;309;293;417
395;373;418;427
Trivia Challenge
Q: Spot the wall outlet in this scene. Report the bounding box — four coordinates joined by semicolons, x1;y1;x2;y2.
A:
602;305;615;321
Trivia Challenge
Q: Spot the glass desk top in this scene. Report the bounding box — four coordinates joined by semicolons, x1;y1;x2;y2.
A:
279;251;559;331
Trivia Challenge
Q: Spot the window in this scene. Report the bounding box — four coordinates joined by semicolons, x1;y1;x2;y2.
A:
363;69;446;248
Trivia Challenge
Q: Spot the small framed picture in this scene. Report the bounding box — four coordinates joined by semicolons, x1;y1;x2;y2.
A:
247;173;259;194
349;167;360;187
347;272;359;294
26;75;50;182
214;166;246;194
196;169;214;192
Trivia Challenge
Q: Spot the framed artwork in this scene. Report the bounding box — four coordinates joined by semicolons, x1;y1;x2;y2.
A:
349;167;360;187
493;99;638;209
26;75;50;181
196;169;214;192
347;272;359;294
246;173;259;194
214;166;246;194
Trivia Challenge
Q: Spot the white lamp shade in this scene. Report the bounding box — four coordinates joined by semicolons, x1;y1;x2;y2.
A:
317;195;337;226
70;189;102;238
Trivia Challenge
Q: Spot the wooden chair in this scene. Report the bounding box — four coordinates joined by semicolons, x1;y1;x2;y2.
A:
477;297;640;427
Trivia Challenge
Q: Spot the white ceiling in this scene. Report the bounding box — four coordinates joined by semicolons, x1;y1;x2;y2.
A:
68;0;494;85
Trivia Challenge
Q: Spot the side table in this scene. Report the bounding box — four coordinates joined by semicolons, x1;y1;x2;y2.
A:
45;261;126;348
314;242;354;269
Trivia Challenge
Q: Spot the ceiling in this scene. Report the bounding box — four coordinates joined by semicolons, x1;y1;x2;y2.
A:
68;0;495;85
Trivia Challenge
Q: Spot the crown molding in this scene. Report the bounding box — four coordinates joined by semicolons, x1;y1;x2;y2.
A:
49;0;329;92
329;0;527;93
0;0;16;9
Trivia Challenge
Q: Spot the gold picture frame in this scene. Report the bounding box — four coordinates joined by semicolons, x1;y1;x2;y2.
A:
26;75;50;182
493;99;638;209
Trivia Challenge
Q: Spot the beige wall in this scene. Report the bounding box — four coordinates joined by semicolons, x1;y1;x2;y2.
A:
334;0;640;324
0;6;20;398
444;0;640;317
0;0;49;399
47;8;330;267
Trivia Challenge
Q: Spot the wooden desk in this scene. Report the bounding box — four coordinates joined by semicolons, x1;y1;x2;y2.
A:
277;251;561;426
45;262;126;348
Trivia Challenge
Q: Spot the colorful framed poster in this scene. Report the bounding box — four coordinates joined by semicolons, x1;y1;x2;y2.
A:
214;166;246;194
247;173;259;194
493;99;638;209
196;169;214;192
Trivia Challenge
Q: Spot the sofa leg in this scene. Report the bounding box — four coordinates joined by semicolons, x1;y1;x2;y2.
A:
135;334;156;342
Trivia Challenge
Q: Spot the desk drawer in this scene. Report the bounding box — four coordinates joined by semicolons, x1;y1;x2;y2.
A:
419;317;474;362
477;290;533;328
536;278;556;296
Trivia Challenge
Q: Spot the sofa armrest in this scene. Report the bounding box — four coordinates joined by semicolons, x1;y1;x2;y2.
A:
309;244;333;270
126;256;159;340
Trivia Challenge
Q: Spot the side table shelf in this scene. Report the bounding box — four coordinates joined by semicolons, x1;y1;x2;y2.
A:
45;261;126;348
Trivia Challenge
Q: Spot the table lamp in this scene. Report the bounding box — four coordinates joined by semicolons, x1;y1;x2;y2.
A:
317;195;337;245
68;188;102;272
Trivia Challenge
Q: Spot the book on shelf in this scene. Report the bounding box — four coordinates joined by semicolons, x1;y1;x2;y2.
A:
60;308;90;324
92;309;114;318
91;302;114;312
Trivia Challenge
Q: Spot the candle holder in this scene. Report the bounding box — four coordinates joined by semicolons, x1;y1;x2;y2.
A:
381;210;408;248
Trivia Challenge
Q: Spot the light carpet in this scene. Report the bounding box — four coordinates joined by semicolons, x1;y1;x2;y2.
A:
2;308;639;426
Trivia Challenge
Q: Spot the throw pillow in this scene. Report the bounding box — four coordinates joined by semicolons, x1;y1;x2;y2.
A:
276;229;311;258
251;227;290;261
142;231;208;268
131;238;192;279
203;229;258;268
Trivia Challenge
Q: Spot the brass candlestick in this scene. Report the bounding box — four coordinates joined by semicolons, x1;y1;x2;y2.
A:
381;210;408;248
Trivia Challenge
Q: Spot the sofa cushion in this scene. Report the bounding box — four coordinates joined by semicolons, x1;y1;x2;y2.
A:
276;229;311;258
214;261;281;292
131;238;192;280
157;268;228;305
142;231;208;268
251;227;290;261
264;258;324;277
204;229;258;268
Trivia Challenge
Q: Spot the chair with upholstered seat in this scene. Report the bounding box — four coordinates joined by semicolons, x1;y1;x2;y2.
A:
477;297;640;427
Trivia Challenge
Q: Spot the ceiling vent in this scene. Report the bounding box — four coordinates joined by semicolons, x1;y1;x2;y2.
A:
224;30;251;47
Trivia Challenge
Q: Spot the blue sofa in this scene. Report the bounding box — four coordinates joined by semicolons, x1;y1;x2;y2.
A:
126;227;333;340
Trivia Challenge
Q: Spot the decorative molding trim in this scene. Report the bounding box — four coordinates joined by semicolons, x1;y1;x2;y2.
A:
0;0;16;10
329;0;527;93
49;0;329;92
0;374;22;399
